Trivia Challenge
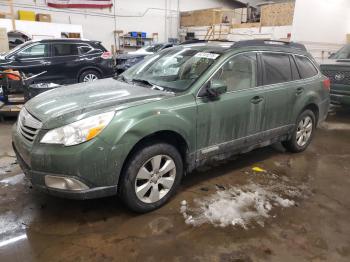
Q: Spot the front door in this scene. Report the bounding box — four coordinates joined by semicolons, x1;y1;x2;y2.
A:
10;42;51;82
196;52;266;160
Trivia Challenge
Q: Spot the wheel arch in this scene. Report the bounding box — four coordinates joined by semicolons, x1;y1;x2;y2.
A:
302;103;319;124
77;66;103;81
119;130;190;186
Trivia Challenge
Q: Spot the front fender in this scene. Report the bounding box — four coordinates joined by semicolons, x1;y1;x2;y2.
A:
99;95;197;182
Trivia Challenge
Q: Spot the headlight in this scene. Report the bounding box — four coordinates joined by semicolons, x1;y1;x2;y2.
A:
40;111;115;146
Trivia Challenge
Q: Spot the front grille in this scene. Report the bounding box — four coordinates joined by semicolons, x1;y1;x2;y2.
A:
322;70;350;85
17;108;42;143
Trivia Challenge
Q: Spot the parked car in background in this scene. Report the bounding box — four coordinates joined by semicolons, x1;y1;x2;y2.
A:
13;40;330;212
320;44;350;106
0;39;114;85
115;43;174;74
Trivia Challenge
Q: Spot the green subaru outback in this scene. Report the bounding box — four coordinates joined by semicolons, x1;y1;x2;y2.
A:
320;44;350;106
12;40;330;212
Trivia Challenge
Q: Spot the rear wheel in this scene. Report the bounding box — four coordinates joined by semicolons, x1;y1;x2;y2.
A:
119;142;183;213
283;109;316;153
78;70;101;83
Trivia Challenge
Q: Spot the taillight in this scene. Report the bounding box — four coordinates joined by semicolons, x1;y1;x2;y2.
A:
101;52;112;59
323;78;331;91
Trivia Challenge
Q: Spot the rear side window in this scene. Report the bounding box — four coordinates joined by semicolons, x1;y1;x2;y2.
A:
262;53;292;85
295;56;318;79
52;44;79;56
77;44;93;55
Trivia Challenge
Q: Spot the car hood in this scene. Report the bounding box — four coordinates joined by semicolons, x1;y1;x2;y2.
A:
25;78;173;129
319;58;350;67
116;53;147;59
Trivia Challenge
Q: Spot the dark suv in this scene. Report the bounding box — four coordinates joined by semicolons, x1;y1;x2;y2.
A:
320;44;350;106
0;39;115;84
12;40;330;212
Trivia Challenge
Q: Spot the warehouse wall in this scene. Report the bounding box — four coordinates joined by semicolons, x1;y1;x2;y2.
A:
0;0;238;51
291;0;350;58
292;0;350;44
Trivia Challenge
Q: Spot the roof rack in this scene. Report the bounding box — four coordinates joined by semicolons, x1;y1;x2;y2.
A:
232;40;307;51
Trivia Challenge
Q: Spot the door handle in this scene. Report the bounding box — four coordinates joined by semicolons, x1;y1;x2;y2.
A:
296;87;304;95
250;96;264;104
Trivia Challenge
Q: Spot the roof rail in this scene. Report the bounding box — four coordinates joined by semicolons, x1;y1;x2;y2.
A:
232;39;307;51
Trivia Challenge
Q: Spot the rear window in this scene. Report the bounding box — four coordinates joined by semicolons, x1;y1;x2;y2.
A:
262;53;292;85
295;56;318;79
52;43;79;56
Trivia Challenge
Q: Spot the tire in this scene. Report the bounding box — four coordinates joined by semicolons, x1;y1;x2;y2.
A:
283;109;316;153
78;70;101;83
119;142;183;213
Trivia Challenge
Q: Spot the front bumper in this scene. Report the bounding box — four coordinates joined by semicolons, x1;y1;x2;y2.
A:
12;123;120;200
330;84;350;106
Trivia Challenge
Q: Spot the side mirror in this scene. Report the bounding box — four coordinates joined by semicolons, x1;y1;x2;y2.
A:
13;55;22;62
206;79;227;98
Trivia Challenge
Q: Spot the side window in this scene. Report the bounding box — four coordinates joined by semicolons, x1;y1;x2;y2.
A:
212;52;257;92
77;44;93;55
17;44;48;58
52;44;79;56
289;55;300;80
262;53;292;85
295;56;318;79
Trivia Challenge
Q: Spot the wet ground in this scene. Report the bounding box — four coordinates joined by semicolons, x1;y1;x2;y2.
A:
0;107;349;262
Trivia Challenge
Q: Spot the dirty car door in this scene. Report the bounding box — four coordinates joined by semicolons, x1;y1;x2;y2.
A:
259;52;296;138
196;52;266;160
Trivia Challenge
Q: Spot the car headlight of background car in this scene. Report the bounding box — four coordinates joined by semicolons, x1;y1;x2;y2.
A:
40;111;115;146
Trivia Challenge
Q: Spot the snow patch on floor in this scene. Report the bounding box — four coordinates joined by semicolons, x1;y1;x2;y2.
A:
0;173;25;186
181;183;298;228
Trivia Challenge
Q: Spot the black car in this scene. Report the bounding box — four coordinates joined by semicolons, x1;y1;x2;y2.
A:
0;39;115;85
115;43;174;74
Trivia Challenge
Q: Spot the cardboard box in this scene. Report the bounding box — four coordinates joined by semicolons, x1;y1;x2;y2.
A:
260;2;295;27
0;27;9;53
36;13;51;23
18;10;35;21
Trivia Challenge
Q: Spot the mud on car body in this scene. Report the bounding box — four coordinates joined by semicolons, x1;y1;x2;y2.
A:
12;40;330;212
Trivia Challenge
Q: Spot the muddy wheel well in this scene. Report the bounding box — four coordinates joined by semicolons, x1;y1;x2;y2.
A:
303;104;319;124
119;131;189;184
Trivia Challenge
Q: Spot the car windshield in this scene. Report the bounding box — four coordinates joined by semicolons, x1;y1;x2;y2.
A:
330;45;350;59
120;47;220;92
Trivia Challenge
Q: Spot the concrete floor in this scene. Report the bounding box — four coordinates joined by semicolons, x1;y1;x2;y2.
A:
0;107;349;262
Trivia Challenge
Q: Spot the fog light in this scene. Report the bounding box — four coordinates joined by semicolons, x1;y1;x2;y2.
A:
45;175;89;191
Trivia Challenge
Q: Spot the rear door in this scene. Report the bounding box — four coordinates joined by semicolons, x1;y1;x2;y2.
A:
49;42;85;84
290;55;320;120
260;52;296;138
196;52;267;160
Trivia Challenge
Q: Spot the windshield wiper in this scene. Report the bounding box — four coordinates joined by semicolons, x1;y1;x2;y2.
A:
132;78;154;87
115;74;128;83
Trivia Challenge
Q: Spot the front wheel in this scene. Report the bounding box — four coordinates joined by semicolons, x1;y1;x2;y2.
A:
283;109;316;153
119;143;183;213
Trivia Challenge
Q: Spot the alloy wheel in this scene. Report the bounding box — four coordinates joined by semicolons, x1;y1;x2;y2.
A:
83;74;98;82
296;116;313;147
135;155;176;204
